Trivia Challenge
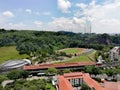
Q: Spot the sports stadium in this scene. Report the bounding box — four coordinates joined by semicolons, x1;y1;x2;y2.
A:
0;59;31;73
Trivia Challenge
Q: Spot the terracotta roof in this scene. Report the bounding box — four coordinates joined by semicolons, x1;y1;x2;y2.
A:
23;62;95;70
58;76;74;90
104;81;119;90
57;72;109;90
83;73;109;90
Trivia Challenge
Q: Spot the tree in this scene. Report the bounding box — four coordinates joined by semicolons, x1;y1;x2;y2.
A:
84;66;102;75
20;70;29;78
81;84;91;90
63;69;71;73
45;68;57;75
7;70;29;80
0;75;8;84
0;85;3;90
7;70;21;80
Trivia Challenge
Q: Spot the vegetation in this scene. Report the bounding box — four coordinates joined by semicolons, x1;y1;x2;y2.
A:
60;48;82;54
0;46;28;64
55;50;95;64
81;84;91;90
4;79;55;90
84;66;102;75
0;75;8;84
45;68;57;76
7;70;29;80
0;29;120;63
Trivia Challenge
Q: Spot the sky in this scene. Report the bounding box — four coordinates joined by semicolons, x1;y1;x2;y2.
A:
0;0;120;33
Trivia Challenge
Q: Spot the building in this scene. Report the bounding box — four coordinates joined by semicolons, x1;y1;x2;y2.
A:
109;46;120;61
23;62;96;74
53;72;109;90
0;59;31;73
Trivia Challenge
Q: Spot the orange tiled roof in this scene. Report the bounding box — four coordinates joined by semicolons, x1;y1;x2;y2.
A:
23;62;95;70
57;72;109;90
83;73;109;90
58;76;74;90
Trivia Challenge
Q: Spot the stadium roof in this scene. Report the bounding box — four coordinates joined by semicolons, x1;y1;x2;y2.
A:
23;62;96;70
0;59;31;71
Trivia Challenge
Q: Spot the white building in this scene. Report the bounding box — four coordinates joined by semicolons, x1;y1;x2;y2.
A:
109;46;120;61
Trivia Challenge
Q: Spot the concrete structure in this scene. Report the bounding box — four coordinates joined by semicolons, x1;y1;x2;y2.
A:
23;62;96;74
109;46;120;61
53;72;109;90
0;59;31;73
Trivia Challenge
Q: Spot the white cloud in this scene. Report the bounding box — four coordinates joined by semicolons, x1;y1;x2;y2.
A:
76;3;87;9
47;17;86;33
33;21;43;27
43;12;51;16
0;22;26;30
57;0;71;13
25;9;32;14
2;11;14;18
35;12;40;16
74;0;120;33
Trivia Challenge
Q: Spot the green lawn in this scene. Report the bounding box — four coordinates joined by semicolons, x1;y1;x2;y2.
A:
59;55;91;63
0;46;29;64
60;48;83;54
87;51;96;61
55;50;96;64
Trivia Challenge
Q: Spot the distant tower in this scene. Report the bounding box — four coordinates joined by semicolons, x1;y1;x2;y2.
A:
89;21;92;34
85;19;92;34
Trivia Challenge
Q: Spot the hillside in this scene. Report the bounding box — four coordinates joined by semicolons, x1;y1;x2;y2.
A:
0;46;29;64
0;29;120;63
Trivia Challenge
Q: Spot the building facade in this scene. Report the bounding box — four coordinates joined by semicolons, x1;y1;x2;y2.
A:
109;46;120;61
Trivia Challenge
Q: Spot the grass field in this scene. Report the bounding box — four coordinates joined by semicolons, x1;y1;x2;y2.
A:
87;51;96;61
55;50;96;64
59;48;85;55
0;46;29;64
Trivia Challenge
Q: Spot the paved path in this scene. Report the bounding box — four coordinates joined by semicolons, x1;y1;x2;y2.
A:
118;81;120;90
104;81;119;90
2;80;14;88
26;76;46;81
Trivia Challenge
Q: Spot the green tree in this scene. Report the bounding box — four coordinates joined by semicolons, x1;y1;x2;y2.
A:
0;85;3;90
84;66;102;75
0;75;8;84
45;68;57;75
7;70;21;80
20;70;29;78
63;69;71;73
81;84;91;90
7;70;29;80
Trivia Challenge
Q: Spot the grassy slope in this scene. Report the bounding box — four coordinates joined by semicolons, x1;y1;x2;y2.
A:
56;50;96;64
0;46;29;64
64;55;91;63
60;48;83;54
87;51;96;61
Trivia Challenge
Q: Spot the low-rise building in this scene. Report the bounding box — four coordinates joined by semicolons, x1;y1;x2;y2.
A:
53;72;109;90
23;62;96;74
109;46;120;61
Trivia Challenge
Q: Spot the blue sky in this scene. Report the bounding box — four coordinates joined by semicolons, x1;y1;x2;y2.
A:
0;0;120;33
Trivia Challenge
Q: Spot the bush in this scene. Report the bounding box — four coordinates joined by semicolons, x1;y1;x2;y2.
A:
0;85;3;90
81;84;91;90
93;78;101;82
7;70;29;80
0;75;8;84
